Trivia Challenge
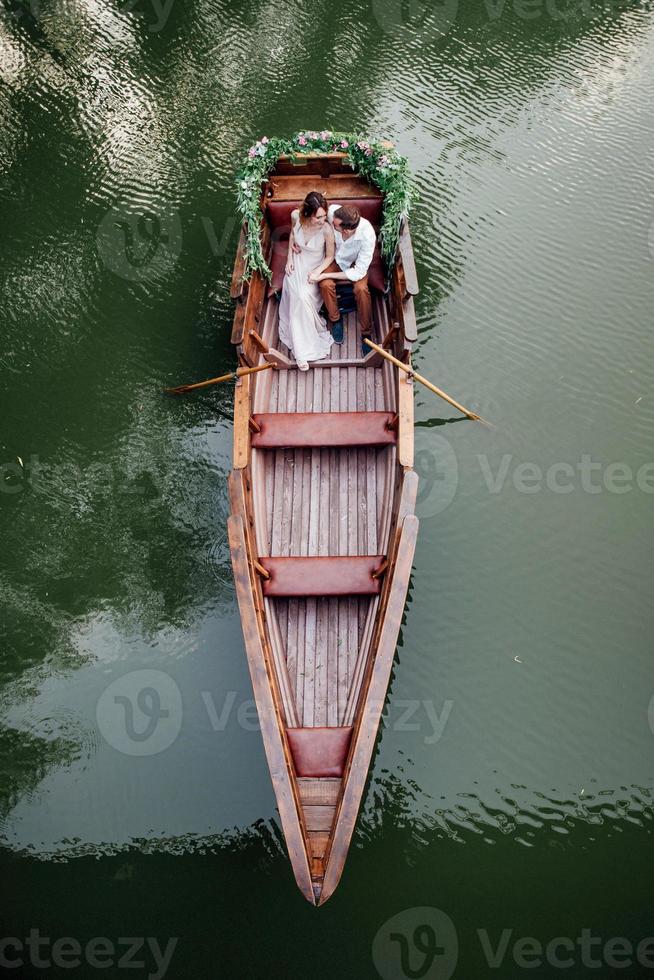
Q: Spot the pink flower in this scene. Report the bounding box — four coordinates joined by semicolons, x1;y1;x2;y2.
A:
320;130;332;139
378;154;390;167
308;130;318;139
340;139;349;148
260;136;269;144
365;148;373;156
248;147;257;158
298;135;307;146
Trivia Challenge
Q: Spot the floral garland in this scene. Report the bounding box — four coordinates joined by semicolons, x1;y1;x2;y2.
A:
235;130;417;282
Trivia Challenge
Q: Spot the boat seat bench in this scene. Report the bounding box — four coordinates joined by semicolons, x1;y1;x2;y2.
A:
287;727;353;778
251;411;397;449
260;555;385;597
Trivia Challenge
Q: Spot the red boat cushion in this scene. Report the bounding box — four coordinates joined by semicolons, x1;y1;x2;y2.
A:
260;555;385;597
251;412;397;449
266;198;386;295
287;727;353;778
267;198;383;231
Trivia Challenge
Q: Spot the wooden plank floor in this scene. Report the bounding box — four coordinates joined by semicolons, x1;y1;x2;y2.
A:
251;296;397;727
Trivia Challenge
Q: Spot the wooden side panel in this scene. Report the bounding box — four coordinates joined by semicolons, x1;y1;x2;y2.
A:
230;225;247;299
227;514;314;904
397;468;419;523
402;295;418;344
388;270;417;359
398;218;419;298
231;300;247;346
398;367;414;468
233;374;251;470
231;272;267;351
319;515;420;905
240;275;267;364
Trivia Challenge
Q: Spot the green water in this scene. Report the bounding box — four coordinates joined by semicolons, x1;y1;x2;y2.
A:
2;1;654;977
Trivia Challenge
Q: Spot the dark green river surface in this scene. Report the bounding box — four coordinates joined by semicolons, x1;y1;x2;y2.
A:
1;1;654;977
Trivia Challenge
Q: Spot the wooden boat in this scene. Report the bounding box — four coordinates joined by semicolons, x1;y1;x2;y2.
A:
227;147;420;905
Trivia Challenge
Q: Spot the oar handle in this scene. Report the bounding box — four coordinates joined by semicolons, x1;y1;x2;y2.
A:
364;339;490;425
165;362;274;395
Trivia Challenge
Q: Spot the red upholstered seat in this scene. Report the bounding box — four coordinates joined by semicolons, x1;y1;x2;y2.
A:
260;555;385;598
266;198;383;231
287;727;353;778
266;198;386;295
251;412;397;449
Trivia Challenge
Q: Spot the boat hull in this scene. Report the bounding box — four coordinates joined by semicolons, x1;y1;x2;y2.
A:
227;151;420;903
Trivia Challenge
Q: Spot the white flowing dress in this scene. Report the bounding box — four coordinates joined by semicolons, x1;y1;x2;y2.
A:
278;211;334;364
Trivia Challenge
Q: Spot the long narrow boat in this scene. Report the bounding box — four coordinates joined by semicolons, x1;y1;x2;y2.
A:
227;145;420;905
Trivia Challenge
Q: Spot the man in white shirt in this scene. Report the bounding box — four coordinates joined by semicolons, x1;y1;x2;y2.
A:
309;204;376;351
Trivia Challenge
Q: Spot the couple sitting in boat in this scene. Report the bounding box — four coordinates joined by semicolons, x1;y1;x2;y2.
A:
278;191;376;370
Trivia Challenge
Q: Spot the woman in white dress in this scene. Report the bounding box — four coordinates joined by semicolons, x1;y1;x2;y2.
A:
278;191;335;371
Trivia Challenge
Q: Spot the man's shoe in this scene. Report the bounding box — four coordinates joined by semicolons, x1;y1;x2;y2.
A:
361;335;372;357
332;319;344;345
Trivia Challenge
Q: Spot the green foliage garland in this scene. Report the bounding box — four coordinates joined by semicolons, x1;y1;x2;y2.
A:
235;131;418;281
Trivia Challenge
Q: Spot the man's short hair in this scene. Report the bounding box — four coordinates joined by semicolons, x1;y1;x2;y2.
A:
334;205;360;230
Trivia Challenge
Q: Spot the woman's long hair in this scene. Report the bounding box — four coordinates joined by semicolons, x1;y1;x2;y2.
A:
300;191;327;224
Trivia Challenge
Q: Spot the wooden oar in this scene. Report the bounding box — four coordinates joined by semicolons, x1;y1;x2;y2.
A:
165;362;274;395
364;339;491;425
